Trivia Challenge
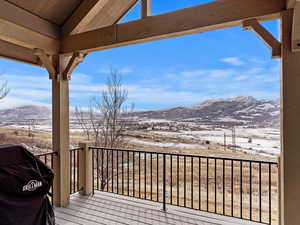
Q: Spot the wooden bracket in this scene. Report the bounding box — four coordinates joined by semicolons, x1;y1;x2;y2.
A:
292;1;300;52
33;48;57;79
243;19;281;58
62;52;85;80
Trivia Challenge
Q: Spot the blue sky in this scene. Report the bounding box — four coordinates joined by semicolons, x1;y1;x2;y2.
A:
0;0;280;110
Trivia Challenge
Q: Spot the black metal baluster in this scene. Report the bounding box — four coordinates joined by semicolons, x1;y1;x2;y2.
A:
117;150;119;194
97;150;99;190
207;158;209;212
77;149;80;192
191;157;194;209
122;150;124;195
92;150;94;195
240;161;243;218
112;150;114;193
73;150;76;193
177;156;179;206
269;163;272;224
259;163;262;223
199;157;201;210
163;153;166;211
101;149;104;191
144;152;146;199
223;160;225;215
215;158;217;213
106;150;109;192
250;162;252;221
170;155;173;205
69;151;72;194
184;155;186;207
139;151;141;198
127;151;129;196
231;160;234;217
157;153;159;202
151;153;153;201
133;152;135;197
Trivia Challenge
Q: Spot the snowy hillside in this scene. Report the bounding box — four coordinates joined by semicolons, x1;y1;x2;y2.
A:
129;96;279;127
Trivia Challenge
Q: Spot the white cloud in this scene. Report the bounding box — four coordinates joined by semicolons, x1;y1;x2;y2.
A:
97;67;133;74
181;69;233;78
221;57;244;66
0;96;50;109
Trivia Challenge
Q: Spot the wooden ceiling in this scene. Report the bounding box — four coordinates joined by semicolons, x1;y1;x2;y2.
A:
6;0;82;26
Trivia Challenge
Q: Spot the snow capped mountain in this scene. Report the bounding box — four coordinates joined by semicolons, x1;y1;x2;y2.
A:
0;96;280;127
129;96;280;127
0;105;51;121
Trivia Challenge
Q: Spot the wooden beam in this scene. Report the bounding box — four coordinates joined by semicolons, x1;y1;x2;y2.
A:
141;0;152;19
0;40;40;66
62;52;85;80
34;49;56;79
62;0;110;36
0;18;59;54
79;0;138;33
243;19;281;58
292;1;300;51
0;0;60;39
61;0;285;54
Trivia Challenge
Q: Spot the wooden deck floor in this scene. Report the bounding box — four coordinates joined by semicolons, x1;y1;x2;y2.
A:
55;191;263;225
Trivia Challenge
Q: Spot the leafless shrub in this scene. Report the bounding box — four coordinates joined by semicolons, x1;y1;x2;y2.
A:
75;69;134;190
0;75;9;100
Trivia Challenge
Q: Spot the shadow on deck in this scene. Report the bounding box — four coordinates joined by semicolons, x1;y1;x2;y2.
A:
54;191;263;225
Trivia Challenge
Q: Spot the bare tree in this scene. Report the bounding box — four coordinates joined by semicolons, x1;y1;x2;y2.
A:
0;79;9;100
74;106;92;140
75;69;133;190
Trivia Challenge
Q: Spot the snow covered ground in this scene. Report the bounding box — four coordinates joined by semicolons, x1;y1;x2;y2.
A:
147;127;280;156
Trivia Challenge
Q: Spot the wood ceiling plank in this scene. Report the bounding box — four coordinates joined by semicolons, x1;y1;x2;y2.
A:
6;0;82;25
62;0;285;54
0;0;60;39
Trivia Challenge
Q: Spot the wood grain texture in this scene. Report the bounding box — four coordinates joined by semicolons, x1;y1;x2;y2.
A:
62;0;285;54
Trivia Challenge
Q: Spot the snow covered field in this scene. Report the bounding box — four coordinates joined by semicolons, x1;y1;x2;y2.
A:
4;122;280;157
127;127;280;157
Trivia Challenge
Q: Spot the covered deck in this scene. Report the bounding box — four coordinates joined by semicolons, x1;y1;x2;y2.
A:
55;191;261;225
1;0;300;224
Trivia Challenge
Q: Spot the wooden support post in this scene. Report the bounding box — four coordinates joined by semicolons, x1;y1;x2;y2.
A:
78;142;93;195
292;1;300;51
141;0;151;19
280;9;300;225
243;19;282;58
52;55;71;207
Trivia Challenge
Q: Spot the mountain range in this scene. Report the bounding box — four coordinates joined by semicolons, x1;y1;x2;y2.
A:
0;96;280;127
128;96;280;127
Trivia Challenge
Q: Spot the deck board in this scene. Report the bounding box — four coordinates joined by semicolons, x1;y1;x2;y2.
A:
54;191;263;225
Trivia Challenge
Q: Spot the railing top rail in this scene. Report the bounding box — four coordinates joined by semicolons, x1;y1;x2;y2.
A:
89;146;278;165
35;151;58;157
70;147;83;152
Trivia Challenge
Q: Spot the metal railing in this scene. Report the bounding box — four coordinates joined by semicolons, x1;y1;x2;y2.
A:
90;147;279;225
70;147;83;194
36;151;57;205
